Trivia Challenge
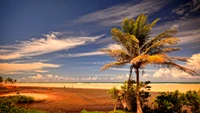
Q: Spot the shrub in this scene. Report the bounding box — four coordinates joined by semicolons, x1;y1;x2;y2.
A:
108;81;151;112
0;95;47;113
184;90;200;113
153;90;186;113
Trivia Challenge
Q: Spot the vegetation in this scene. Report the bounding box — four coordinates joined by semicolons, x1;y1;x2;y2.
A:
184;90;200;113
0;95;66;113
108;81;151;112
4;77;17;84
81;109;103;113
100;14;195;113
0;95;47;113
153;90;186;113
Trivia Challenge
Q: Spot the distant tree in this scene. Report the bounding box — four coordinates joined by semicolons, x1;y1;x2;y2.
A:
5;77;13;84
100;14;195;113
0;76;3;83
14;80;17;84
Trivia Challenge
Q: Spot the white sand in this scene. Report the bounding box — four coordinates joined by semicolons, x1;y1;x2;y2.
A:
0;93;48;100
15;83;200;93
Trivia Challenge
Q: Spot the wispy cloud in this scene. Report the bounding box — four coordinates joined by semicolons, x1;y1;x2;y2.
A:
74;0;167;26
59;51;104;58
172;0;200;19
152;17;200;46
0;32;103;60
0;62;59;75
59;43;121;58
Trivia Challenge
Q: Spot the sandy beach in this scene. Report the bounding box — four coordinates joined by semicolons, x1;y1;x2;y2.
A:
15;83;200;93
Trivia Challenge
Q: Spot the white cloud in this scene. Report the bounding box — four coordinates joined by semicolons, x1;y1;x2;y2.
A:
152;53;200;79
75;0;167;26
0;32;102;60
187;53;200;70
59;51;104;58
0;62;59;75
18;73;130;82
59;43;121;58
29;74;45;80
35;70;49;73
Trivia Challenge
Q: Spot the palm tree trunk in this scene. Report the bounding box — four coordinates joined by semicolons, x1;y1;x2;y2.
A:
128;65;133;89
126;65;133;111
135;67;143;113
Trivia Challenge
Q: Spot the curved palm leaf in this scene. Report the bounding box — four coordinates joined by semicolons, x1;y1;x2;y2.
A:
100;49;131;62
162;62;196;75
100;61;128;71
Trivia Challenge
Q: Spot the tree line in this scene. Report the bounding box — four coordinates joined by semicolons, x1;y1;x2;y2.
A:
0;76;17;84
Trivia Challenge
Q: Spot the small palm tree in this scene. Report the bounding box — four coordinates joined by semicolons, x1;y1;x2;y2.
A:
100;14;195;113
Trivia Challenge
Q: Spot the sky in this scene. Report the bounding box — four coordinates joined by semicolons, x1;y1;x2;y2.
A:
0;0;200;82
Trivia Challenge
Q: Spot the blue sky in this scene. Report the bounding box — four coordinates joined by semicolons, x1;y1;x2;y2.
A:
0;0;200;82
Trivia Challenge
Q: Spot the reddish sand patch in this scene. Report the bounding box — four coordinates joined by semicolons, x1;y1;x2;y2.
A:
0;87;114;113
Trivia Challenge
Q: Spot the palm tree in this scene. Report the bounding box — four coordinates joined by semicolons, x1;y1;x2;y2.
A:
100;14;195;113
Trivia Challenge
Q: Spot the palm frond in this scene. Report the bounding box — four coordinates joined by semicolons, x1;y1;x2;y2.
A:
100;62;127;71
124;33;139;55
152;47;181;54
170;56;189;62
100;49;131;62
121;18;134;33
162;62;196;75
111;28;127;47
132;14;150;46
141;29;177;53
146;54;168;64
143;37;180;54
130;54;149;65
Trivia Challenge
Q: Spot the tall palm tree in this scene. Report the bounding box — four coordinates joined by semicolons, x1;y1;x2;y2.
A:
100;14;195;113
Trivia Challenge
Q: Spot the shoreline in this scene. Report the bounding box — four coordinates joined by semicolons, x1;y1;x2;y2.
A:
2;83;200;93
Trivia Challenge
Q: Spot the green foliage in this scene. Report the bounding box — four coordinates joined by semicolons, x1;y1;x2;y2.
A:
81;109;103;113
108;81;151;112
184;90;200;113
0;95;47;113
153;90;186;113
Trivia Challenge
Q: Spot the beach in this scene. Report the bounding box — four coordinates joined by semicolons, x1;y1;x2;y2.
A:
0;83;199;113
15;82;200;93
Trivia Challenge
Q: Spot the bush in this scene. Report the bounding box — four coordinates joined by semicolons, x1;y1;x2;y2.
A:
0;95;47;113
153;90;186;113
184;90;200;113
108;81;151;112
